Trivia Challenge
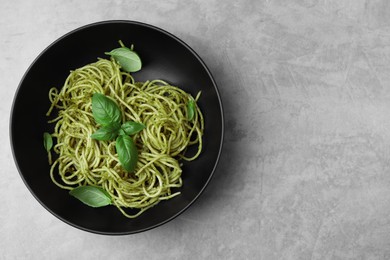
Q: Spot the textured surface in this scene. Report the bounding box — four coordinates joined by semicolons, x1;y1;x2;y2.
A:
3;0;390;259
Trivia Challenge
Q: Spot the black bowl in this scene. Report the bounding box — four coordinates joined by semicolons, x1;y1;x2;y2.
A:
10;21;224;235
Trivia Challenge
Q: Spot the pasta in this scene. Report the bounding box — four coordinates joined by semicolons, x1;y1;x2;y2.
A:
46;58;204;218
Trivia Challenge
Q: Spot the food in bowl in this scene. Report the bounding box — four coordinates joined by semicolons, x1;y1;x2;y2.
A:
44;41;204;218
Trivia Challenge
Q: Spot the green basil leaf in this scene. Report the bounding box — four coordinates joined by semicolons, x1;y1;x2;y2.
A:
187;99;196;121
105;47;142;72
91;122;121;141
69;186;112;208
121;121;145;135
92;93;121;126
118;128;127;136
43;132;53;152
116;135;138;172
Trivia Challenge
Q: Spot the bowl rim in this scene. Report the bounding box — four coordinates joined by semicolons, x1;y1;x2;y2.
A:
9;20;224;235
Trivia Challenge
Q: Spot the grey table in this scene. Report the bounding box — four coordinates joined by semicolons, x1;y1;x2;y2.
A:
2;0;390;259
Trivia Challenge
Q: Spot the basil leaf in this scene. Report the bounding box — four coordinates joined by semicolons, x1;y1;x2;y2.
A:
105;47;142;72
91;122;121;141
118;128;127;136
43;132;53;152
92;93;121;126
187;99;196;121
121;121;145;135
69;186;112;208
116;135;138;172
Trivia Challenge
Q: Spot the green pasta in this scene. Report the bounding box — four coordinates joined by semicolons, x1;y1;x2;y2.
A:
46;58;204;218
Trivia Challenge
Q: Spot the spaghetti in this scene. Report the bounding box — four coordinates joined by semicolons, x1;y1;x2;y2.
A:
46;58;204;218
